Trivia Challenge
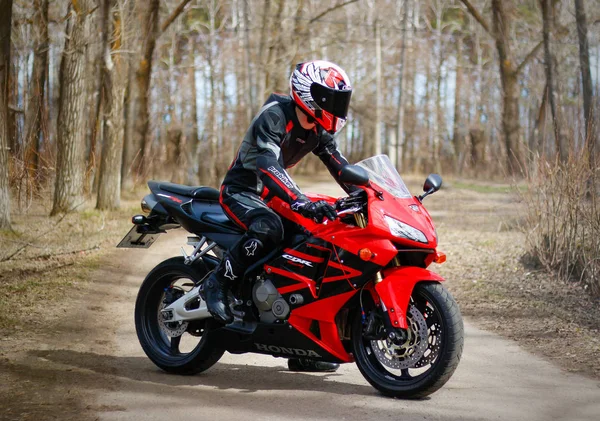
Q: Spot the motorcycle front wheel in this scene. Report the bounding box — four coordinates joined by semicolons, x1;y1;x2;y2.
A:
135;257;224;375
352;282;464;398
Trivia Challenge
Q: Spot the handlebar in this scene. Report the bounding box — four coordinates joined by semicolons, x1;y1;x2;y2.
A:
334;192;366;219
336;206;362;216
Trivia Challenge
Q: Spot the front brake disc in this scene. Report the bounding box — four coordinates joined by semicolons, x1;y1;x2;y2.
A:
370;305;428;370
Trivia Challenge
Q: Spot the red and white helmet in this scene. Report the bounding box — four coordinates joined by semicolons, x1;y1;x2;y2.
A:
290;60;352;134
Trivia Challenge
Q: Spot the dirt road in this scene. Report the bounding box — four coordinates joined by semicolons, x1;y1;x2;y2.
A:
78;230;598;421
2;179;600;421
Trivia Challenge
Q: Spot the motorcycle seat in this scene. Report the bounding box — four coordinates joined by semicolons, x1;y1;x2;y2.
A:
158;182;220;201
201;212;244;234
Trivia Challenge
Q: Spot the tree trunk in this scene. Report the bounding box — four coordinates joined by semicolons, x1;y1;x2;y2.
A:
23;0;49;188
242;0;255;122
434;24;444;174
187;39;199;185
574;0;595;167
404;9;417;171
97;0;128;210
470;127;485;171
167;127;186;184
264;0;285;94
491;0;521;174
374;20;382;156
0;0;13;229
533;81;550;157
257;0;272;102
51;0;92;215
121;51;135;189
289;0;305;75
87;58;104;192
541;0;565;162
132;0;159;180
422;43;432;172
394;2;408;169
7;53;18;158
200;0;219;186
452;37;463;172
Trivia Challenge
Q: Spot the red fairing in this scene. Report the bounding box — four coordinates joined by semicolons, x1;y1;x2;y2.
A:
267;176;443;356
289;291;356;362
268;194;398;268
375;267;445;329
268;184;438;268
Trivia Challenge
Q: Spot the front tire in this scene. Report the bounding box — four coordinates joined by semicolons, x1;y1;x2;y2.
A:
135;257;224;375
352;282;463;398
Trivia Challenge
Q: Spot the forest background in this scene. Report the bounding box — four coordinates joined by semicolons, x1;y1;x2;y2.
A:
0;0;599;296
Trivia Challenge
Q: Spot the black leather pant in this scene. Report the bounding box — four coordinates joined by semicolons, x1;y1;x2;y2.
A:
218;186;284;277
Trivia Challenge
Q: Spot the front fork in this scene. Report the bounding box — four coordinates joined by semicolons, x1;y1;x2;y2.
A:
366;266;446;334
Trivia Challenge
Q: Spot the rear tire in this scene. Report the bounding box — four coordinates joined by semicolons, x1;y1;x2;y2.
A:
135;257;224;375
352;282;463;398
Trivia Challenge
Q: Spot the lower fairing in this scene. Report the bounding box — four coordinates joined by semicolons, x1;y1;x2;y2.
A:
211;321;351;363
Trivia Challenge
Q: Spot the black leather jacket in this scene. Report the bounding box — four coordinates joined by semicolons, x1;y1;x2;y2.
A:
222;94;353;202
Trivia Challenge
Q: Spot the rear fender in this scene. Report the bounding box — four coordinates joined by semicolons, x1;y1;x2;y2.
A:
374;267;445;329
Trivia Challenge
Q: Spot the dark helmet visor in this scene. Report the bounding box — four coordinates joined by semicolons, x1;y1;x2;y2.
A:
310;83;352;119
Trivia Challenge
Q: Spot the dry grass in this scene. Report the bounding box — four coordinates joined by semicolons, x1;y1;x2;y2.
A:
519;153;600;296
426;176;600;379
0;190;143;333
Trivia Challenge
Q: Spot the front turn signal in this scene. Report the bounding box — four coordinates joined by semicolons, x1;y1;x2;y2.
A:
433;251;446;264
359;248;374;261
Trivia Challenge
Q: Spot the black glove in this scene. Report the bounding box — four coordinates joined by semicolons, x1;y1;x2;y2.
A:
291;196;337;223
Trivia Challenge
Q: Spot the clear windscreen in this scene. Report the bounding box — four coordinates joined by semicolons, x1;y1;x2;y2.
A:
356;155;412;199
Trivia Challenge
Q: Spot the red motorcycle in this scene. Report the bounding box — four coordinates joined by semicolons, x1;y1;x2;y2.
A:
120;155;463;398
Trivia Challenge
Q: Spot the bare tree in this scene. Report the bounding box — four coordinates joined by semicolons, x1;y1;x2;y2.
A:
394;1;409;169
0;0;13;229
187;37;200;184
374;19;382;156
574;0;595;167
459;0;543;174
541;0;566;161
132;0;192;181
452;37;464;172
5;0;600;202
51;0;93;215
131;0;160;179
23;0;49;187
97;0;129;210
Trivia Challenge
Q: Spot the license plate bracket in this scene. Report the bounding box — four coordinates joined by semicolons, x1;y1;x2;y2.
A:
117;225;161;249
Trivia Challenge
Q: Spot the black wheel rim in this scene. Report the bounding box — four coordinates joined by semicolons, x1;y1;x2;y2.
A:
141;270;208;363
360;285;446;386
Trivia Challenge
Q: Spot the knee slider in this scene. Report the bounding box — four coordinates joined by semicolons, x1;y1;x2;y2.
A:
248;215;284;244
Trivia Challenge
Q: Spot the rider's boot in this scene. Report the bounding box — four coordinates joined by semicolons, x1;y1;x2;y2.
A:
203;236;264;324
203;253;244;324
287;359;340;373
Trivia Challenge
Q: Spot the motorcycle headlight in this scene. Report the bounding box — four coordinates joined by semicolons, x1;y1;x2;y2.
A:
384;215;428;243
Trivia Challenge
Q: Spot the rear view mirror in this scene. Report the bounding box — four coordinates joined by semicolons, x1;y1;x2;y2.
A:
423;174;442;193
419;174;442;202
339;165;370;187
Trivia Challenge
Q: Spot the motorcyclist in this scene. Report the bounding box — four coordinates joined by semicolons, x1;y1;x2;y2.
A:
202;60;355;372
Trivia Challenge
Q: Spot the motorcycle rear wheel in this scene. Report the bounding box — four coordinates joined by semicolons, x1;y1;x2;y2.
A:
135;257;224;375
352;282;463;398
